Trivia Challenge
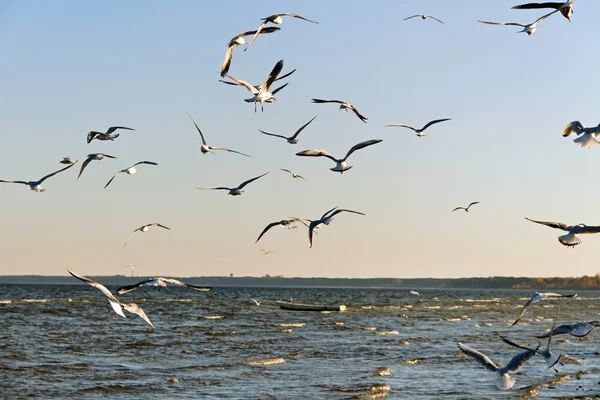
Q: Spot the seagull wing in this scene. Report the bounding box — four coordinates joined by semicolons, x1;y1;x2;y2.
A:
525;217;569;231
457;343;498;372
496;333;538;353
274;68;296;82
403;15;422;20
238;172;269;189
161;278;212;291
512;2;566;10
77;156;94;179
421;118;451;131
67;269;118;301
280;169;293;174
106;126;134;134
150;223;171;230
280;13;318;23
512;295;537;326
123;228;141;248
329;209;366;218
256;221;283;243
577;225;600;234
291;115;318;139
296;149;338;162
453;207;466;212
532;9;560;25
477;20;526;27
271;82;289;95
350;106;368;123
289;218;311;228
132;161;158;168
308;220;321;248
218;79;241;86
311;99;344;104
385;124;417;132
224;74;259;94
260;130;289;140
210;147;251;157
39;162;77;184
197;187;232;191
97;153;116;159
116;278;155;295
0;180;28;185
104;171;121;189
563;121;584;137
87;131;99;143
342;139;383;161
260;59;284;93
467;201;480;209
244;21;269;52
123;303;155;329
186;112;208;145
427;16;445;24
321;206;339;220
220;45;234;78
505;347;538;373
536;324;576;338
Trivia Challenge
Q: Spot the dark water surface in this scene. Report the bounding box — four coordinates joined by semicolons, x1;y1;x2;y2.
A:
1;285;599;399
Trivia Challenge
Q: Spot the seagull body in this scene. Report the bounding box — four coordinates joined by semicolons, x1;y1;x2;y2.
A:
259;115;317;144
525;217;600;247
453;202;480;212
116;277;211;294
280;169;308;182
536;321;600;338
296;139;382;174
87;126;134;143
512;292;577;326
457;342;538;390
255;218;310;243
78;153;116;179
67;269;155;329
187;112;250;157
311;99;367;123
386;118;451;137
221;27;280;77
124;223;171;248
225;60;288;112
562;121;600;149
478;9;559;35
512;0;576;21
0;162;77;192
404;14;444;24
60;156;76;165
198;172;268;196
303;206;365;248
245;13;318;51
104;161;158;189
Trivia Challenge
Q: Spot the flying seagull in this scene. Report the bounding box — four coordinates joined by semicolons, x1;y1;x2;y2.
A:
78;153;116;179
296;139;382;174
457;342;538;390
303;206;365;248
67;269;155;329
562;121;600;149
311;99;367;123
386;118;451;136
0;162;77;192
261;249;275;255
453;202;480;212
104;161;158;189
512;0;576;22
404;14;445;24
124;223;171;248
245;13;318;51
512;292;577;326
536;320;600;339
255;218;311;243
87;126;134;143
219;68;295;88
525;217;600;247
60;156;76;165
116;277;211;294
251;298;262;306
280;169;308;182
198;172;268;196
221;27;281;77
478;9;559;35
187;112;250;157
259;115;317;144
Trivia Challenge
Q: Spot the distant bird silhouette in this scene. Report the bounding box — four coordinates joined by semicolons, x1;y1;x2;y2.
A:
221;27;280;77
386;118;451;137
87;126;134;143
453;202;480;212
259;115;317;144
311;99;367;123
478;9;559;36
124;223;171;248
280;169;308;182
245;13;318;51
198;172;269;196
104;161;158;189
296;139;382;174
261;249;275;255
78;153;116;179
404;14;444;24
187;112;250;157
0;162;77;192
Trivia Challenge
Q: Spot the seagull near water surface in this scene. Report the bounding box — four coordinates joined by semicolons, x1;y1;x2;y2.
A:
512;0;576;22
536;320;600;339
311;99;367;123
78;153;116;179
301;206;365;248
87;126;134;144
525;217;600;247
198;172;269;196
116;277;211;294
562;121;600;149
512;292;577;326
220;27;280;77
296;139;382;174
104;161;158;189
244;13;318;51
404;14;444;24
259;115;317;144
187;112;250;157
386;118;451;137
453;202;480;212
123;223;171;248
478;9;559;36
0;162;77;192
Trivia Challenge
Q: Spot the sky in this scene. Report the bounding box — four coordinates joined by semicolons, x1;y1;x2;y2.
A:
0;1;599;278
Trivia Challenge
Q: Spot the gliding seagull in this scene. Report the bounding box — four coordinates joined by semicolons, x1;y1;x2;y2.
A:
0;162;77;192
281;169;308;182
386;118;451;136
104;161;158;189
303;206;365;248
512;0;576;22
453;202;480;212
198;172;269;196
87;126;134;143
255;218;310;243
512;292;577;326
187;112;250;157
562;121;600;149
478;9;559;35
404;14;445;24
536;320;600;339
259;115;317;144
78;153;116;179
525;217;600;247
296;139;382;174
116;277;211;294
261;249;275;255
221;27;280;77
60;156;76;165
245;13;318;51
311;99;367;123
124;223;171;248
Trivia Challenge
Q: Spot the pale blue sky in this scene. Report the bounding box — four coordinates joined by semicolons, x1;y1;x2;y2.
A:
0;1;599;278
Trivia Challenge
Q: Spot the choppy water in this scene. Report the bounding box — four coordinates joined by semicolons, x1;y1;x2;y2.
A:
1;285;599;399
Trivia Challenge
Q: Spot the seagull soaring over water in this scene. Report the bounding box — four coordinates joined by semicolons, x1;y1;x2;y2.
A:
245;13;318;51
302;206;365;248
478;9;559;35
104;161;158;189
78;153;116;179
457;342;538;390
404;14;444;24
280;169;308;182
123;223;171;248
68;269;155;329
512;0;576;22
311;99;367;123
453;202;480;212
386;118;451;136
512;292;577;326
562;121;600;149
296;139;382;174
116;277;211;294
221;27;280;77
187;112;250;157
525;217;600;247
0;162;77;192
255;218;311;243
198;172;269;196
87;126;134;143
259;115;317;144
536;320;600;338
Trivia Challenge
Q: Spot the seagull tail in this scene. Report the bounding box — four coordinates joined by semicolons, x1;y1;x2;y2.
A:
558;233;581;247
497;373;515;390
573;133;599;149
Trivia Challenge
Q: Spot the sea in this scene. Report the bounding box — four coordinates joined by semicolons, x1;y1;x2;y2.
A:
1;284;599;399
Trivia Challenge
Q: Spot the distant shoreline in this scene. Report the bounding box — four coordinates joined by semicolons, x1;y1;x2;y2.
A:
0;275;598;290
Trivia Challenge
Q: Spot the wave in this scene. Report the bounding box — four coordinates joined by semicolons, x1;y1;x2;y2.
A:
247;357;286;366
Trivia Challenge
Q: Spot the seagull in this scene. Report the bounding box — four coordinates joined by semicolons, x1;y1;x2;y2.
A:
255;218;311;243
197;172;268;196
123;223;171;248
562;121;600;149
224;59;288;112
512;0;576;22
104;161;158;189
221;27;281;77
67;269;155;329
512;292;577;326
280;169;308;182
251;298;262;306
87;126;134;143
311;99;367;123
60;156;76;165
457;342;538;390
219;68;295;88
386;118;451;137
404;14;445;24
453;202;480;212
525;217;600;247
259;115;317;144
303;206;365;248
116;277;211;294
187;112;250;157
296;139;382;174
536;321;600;338
0;162;77;192
261;249;275;255
245;13;318;51
78;153;116;179
478;9;559;35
